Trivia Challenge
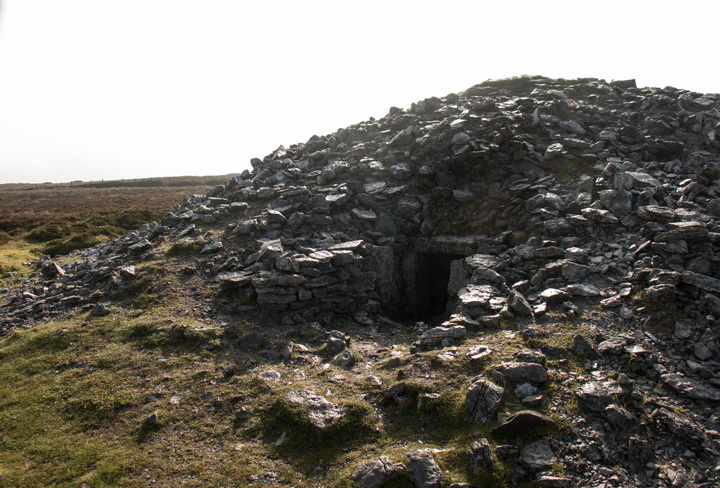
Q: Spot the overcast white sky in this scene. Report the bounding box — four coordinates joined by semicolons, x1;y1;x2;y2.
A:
0;0;718;184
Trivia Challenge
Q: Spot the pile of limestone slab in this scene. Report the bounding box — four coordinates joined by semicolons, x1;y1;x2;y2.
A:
4;75;720;335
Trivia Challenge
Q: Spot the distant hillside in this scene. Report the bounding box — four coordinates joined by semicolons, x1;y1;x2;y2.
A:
0;173;242;191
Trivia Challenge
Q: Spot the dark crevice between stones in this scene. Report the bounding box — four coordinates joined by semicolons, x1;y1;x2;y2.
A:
414;252;462;317
391;252;464;320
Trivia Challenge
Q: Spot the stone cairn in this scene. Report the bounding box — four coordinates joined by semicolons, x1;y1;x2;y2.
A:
4;76;719;338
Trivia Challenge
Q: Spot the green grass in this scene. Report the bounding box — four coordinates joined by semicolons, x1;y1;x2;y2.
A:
0;239;44;277
0;307;383;487
0;311;228;485
0;307;570;487
42;230;122;256
259;395;380;470
0;249;592;488
0;318;141;486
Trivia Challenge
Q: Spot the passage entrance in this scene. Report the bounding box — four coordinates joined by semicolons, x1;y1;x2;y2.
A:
402;252;463;319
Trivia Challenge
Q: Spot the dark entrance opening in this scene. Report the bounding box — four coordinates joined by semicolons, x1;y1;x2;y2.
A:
404;252;463;319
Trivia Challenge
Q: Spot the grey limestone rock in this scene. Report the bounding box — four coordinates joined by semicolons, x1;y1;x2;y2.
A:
41;261;65;279
490;410;555;437
285;390;348;429
515;350;546;364
577;380;624;411
581;207;620;224
534;474;572;487
561;262;591;282
128;239;152;254
496;362;548;383
659;407;705;443
458;285;504;309
604;404;637;430
331;350;356;369
508;289;534;316
118;265;136;279
407;449;443;488
419;325;466;346
515;382;538;399
91;303;110;317
465;377;504;424
661;373;720;401
142;411;159;427
351;456;406;488
680;271;720;294
266;209;287;224
238;333;265;351
599;189;632;216
597;336;627;355
200;241;223;254
572;334;592;356
520;440;556;471
467;438;494;474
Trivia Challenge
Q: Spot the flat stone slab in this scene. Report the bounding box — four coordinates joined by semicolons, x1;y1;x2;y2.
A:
420;325;466;345
597;336;627;355
216;271;253;289
577;380;624;411
626;171;661;188
251;271;307;288
352;208;377;221
466;344;492;360
459;285;504;309
661;373;720;401
637;205;675;221
328;240;364;251
581;207;620;224
490;410;555;437
520;439;556;471
681;271;720;294
496;362;548;383
411;236;479;255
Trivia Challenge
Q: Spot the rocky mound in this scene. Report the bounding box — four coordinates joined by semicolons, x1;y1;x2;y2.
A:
2;75;720;487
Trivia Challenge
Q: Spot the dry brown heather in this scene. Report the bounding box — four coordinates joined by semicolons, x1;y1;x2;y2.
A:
0;176;237;273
